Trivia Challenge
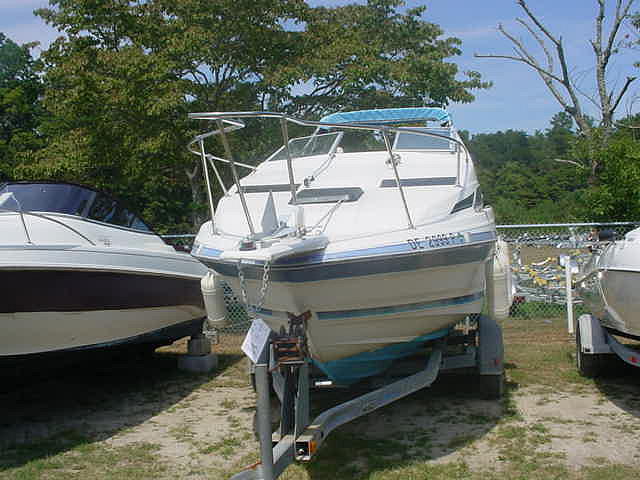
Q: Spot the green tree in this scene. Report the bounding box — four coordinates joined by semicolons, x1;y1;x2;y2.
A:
581;136;640;221
0;34;44;181
286;0;490;116
28;0;488;231
31;0;307;231
468;113;588;224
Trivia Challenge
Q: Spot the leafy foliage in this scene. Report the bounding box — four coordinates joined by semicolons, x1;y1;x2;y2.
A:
11;0;489;232
469;113;589;224
285;0;491;116
29;0;309;231
0;34;44;181
580;135;640;221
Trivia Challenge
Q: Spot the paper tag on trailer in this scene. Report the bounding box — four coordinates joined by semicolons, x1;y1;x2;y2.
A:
241;318;272;364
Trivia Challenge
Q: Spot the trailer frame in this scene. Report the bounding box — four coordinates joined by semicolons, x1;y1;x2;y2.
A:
576;313;640;377
232;314;504;480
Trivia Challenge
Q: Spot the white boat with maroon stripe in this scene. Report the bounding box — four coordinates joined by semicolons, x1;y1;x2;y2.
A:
189;108;507;384
0;181;207;360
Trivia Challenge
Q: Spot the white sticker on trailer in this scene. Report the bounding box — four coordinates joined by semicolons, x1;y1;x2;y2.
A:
241;318;272;364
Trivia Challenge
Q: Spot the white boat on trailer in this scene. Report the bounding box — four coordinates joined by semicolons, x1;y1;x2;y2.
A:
189;107;511;384
0;181;207;361
188;107;511;480
575;227;640;376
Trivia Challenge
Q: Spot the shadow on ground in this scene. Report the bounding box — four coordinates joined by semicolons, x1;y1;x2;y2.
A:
0;344;244;470
594;356;640;418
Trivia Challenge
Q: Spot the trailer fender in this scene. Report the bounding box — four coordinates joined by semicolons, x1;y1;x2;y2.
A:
577;314;611;355
477;315;504;376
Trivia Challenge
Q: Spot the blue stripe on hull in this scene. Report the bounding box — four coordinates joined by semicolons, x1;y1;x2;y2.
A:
197;243;492;283
195;231;496;266
314;328;451;385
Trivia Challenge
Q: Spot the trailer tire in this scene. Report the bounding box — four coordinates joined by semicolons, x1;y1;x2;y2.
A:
479;373;504;399
576;322;603;378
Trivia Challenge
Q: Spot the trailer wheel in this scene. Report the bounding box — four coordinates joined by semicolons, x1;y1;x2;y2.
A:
576;321;603;378
479;373;504;399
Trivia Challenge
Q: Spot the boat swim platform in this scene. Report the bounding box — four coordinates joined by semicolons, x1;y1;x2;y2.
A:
230;314;504;480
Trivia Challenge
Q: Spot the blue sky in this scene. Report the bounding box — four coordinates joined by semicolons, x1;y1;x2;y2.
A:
2;0;639;134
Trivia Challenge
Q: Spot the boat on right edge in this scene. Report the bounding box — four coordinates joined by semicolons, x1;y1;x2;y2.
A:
575;227;640;375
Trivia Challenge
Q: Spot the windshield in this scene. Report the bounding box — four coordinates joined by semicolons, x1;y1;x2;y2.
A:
268;131;342;161
0;182;151;231
394;128;454;151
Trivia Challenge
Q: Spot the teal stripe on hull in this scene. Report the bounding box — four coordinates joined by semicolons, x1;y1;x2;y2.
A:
317;292;483;321
314;327;451;385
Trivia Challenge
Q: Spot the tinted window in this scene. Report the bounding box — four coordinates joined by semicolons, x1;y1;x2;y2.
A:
451;193;474;214
394;128;453;151
0;183;94;216
0;183;151;231
269;132;342;161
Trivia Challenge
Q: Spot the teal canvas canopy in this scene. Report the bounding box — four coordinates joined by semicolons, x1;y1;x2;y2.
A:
319;107;450;126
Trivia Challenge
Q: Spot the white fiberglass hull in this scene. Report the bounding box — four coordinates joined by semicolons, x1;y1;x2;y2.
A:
1;306;204;358
1;246;207;359
578;229;640;338
196;235;493;363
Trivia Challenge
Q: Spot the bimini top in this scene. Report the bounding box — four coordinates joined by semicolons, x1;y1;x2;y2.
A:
319;107;450;126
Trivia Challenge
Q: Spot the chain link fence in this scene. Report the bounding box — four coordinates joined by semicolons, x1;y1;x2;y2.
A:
165;223;640;347
498;222;639;322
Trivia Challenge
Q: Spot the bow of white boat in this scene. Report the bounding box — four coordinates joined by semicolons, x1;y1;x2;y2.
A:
218;234;329;263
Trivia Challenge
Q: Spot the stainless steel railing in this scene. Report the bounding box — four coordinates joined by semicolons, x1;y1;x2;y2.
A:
188;111;472;237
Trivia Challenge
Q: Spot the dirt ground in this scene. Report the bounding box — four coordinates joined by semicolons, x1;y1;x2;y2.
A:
2;334;640;479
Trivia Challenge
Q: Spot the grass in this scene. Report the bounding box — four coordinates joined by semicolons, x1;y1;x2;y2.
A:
0;431;168;479
3;316;640;479
502;316;591;390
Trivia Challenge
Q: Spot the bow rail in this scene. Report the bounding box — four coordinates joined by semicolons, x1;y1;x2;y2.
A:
188;110;472;237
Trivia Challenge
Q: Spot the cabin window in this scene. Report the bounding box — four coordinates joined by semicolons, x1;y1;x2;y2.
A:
451;193;474;214
473;188;484;211
393;128;454;151
0;182;151;231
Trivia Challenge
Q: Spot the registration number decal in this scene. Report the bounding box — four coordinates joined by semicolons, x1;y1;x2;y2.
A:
407;232;465;250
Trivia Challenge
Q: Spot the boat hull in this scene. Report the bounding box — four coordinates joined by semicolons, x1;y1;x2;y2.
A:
1;309;204;359
0;267;206;358
578;235;640;338
201;242;491;372
579;268;640;338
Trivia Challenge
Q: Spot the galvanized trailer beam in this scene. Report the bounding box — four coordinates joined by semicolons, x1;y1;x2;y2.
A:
605;330;640;367
231;346;443;480
294;348;442;461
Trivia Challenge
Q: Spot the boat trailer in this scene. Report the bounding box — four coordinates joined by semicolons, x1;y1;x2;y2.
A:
231;314;504;480
576;313;640;377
